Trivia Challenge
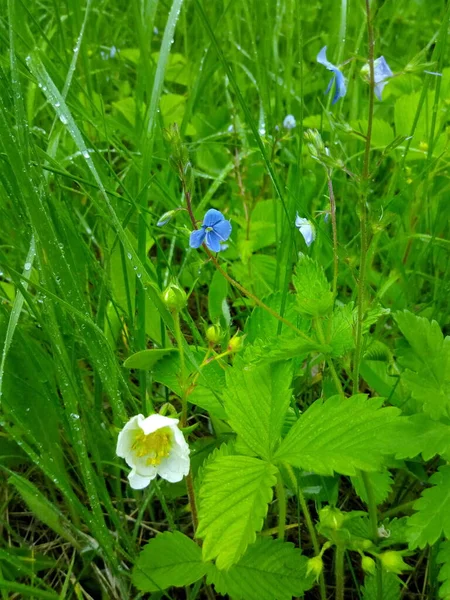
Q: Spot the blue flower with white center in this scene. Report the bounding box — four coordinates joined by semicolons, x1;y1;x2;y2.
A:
295;214;316;247
189;209;232;252
283;114;296;130
373;57;393;100
317;46;347;104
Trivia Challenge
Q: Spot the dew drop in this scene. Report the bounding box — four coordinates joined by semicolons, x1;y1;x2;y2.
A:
24;262;32;271
59;115;68;125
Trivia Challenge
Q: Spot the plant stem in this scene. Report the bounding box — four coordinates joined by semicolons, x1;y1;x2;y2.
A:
172;310;188;426
353;0;375;394
361;470;382;600
276;471;287;540
315;317;345;398
285;464;327;600
335;544;345;600
326;170;339;297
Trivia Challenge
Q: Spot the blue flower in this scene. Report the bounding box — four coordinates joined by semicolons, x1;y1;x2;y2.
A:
283;114;297;130
189;209;232;252
295;214;316;247
373;57;393;100
317;46;347;104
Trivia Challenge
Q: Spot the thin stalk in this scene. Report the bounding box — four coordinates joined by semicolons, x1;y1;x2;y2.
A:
361;471;382;600
172;311;188;427
326;170;339;297
315;317;344;398
186;471;198;532
335;544;345;600
353;0;375;394
276;471;287;540
285;464;327;600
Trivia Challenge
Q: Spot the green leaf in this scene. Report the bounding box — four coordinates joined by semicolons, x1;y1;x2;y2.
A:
351;470;394;505
197;455;277;569
394;414;450;461
274;395;405;475
131;531;207;592
362;571;401;600
206;537;313;600
407;465;450;548
437;540;450;598
208;269;230;326
396;311;450;420
328;303;355;357
293;255;334;317
243;336;326;366
224;361;293;459
123;348;177;369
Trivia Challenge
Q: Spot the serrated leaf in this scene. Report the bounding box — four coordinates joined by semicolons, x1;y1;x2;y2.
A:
394;414;450;461
197;455;277;569
293;255;334;317
274;395;406;475
224;361;293;459
206;537;313;600
396;311;450;420
131;531;207;592
208;269;229;325
437;540;450;598
244;336;326;366
351;470;394;505
328;303;355;357
123;348;177;369
362;571;401;600
407;465;450;549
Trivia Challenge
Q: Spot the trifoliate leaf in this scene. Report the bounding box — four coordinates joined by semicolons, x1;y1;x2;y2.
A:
393;414;450;461
197;455;277;569
224;361;293;460
396;311;450;420
293;255;334;317
206;537;313;600
437;540;450;598
131;531;207;592
407;465;450;549
362;570;401;600
274;395;407;475
351;470;394;506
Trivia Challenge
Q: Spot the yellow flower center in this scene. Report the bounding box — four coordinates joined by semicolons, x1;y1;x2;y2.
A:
132;427;173;466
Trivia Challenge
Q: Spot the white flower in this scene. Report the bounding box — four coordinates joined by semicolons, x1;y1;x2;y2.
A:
295;214;316;247
116;414;190;489
283;114;296;130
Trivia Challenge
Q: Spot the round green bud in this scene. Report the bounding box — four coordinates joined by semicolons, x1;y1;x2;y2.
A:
319;506;345;530
379;551;410;574
361;555;376;575
206;324;222;345
306;555;323;581
162;283;187;312
228;333;245;353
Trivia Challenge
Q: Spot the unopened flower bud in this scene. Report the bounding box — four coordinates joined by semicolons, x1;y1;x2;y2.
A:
306;555;323;581
361;555;376;575
319;506;345;530
206;324;222;345
379;551;411;574
157;210;176;227
304;128;326;161
162;283;187;312
228;333;245;353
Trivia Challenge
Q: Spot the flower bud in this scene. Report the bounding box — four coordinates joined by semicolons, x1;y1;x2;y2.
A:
227;333;245;353
379;551;411;574
319;506;345;530
304;128;326;161
361;555;376;575
157;210;176;227
162;283;187;312
206;324;222;345
306;555;323;581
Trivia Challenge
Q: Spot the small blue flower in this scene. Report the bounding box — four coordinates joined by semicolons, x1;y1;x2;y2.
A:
317;46;347;104
283;114;297;130
295;214;316;247
189;209;232;252
373;57;393;100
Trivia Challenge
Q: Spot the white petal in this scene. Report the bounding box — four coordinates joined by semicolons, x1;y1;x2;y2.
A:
139;414;180;435
128;469;153;490
295;214;308;229
157;452;190;483
116;414;144;458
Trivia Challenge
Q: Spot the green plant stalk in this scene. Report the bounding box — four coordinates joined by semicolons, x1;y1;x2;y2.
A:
285;464;326;600
361;471;382;600
315;317;344;398
326;171;339;297
172;310;188;427
335;544;345;600
353;0;375;395
276;471;287;541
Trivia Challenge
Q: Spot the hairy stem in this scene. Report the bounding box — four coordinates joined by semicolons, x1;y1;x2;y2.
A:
326;171;339;297
315;317;344;398
361;470;382;600
276;471;287;540
172;310;188;427
335;544;345;600
353;0;375;394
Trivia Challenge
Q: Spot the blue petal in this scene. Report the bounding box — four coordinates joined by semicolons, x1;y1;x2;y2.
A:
205;230;221;252
332;69;347;104
203;209;224;228
373;57;393;101
213;219;232;241
317;46;347;103
189;228;206;249
317;46;334;70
